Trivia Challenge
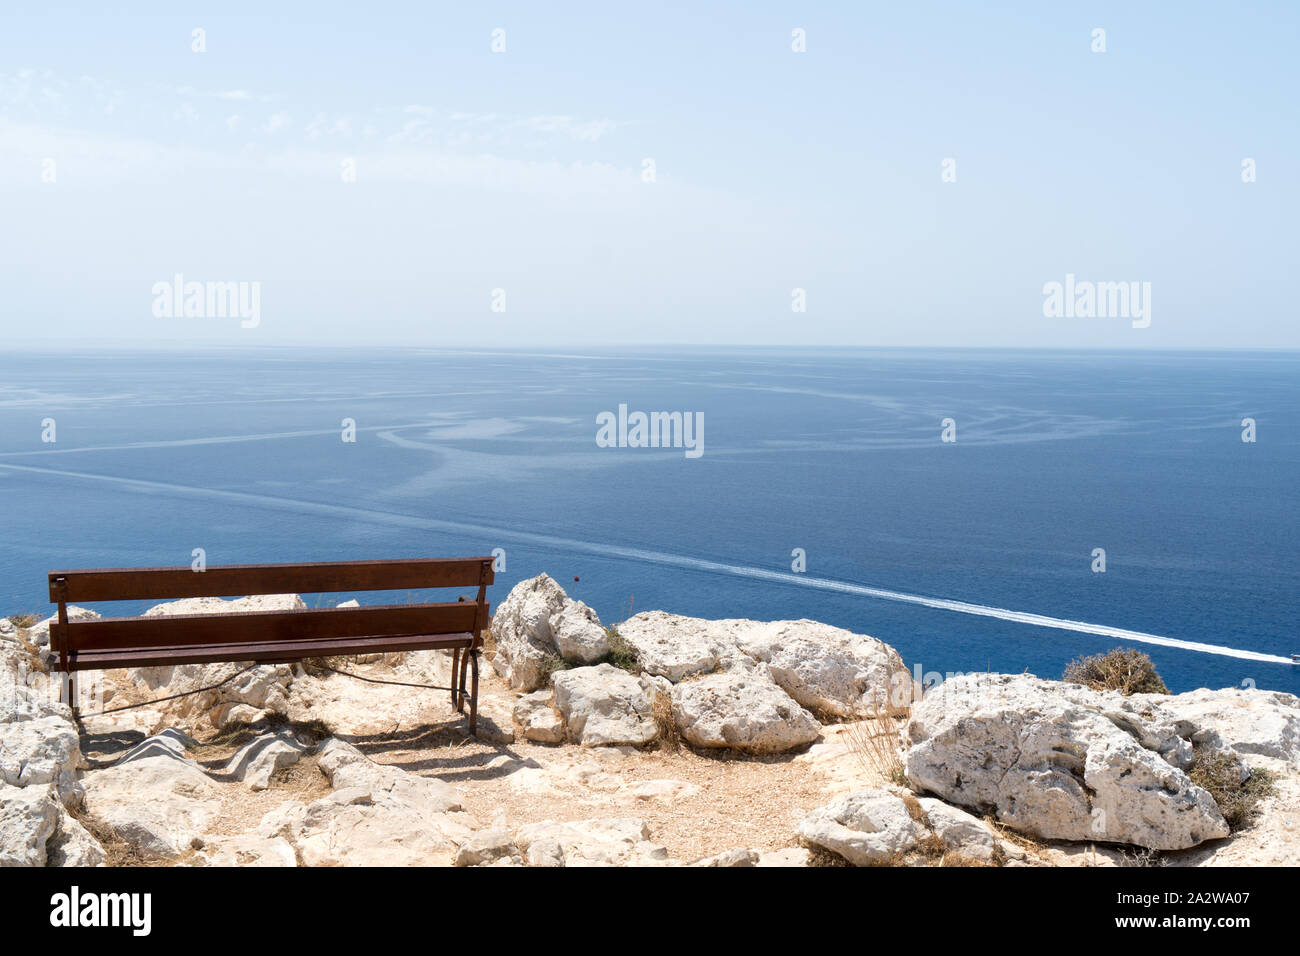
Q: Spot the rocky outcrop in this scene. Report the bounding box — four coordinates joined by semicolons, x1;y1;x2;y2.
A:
551;664;663;747
80;731;224;859
549;601;610;664
613;609;913;717
513;817;671;866
490;575;613;690
195;834;298;867
47;806;108;867
799;790;925;865
915;797;1001;862
221;732;308;790
11;572;1295;869
257;739;476;866
491;579;914;754
615;612;737;680
671;671;821;753
798;788;1010;865
0;714;82;803
0;784;61;866
453;827;519;867
1139;687;1300;770
903;674;1231;850
0;637;98;867
733;620;913;717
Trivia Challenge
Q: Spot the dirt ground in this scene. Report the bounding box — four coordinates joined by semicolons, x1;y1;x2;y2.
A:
77;656;876;862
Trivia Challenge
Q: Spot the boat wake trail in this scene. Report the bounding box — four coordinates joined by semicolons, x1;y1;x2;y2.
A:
3;463;1291;666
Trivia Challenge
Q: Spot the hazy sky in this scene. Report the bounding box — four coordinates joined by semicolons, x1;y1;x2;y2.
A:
1;2;1295;349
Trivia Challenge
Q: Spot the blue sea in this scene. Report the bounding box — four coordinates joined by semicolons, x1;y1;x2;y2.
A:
1;347;1296;695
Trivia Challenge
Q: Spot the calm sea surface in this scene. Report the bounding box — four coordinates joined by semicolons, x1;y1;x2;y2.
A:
1;347;1296;694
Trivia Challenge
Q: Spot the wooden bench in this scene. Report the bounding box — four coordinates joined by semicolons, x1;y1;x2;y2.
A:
47;556;494;733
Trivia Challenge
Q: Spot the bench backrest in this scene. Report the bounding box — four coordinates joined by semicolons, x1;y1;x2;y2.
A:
47;557;495;667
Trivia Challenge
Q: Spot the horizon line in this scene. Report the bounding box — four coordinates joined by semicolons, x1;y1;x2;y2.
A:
5;342;1300;356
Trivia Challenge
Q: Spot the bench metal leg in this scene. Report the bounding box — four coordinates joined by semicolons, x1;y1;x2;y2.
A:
455;648;470;715
67;671;78;718
468;650;479;736
450;649;461;709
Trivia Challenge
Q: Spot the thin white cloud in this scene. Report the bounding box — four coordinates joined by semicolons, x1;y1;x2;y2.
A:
177;86;271;102
0;116;648;196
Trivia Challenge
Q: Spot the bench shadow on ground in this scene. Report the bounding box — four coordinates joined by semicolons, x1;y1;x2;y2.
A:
340;718;541;783
78;727;149;769
77;714;540;784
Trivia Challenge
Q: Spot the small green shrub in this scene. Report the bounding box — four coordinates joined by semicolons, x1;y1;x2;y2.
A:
603;626;641;673
1063;647;1169;696
537;651;573;685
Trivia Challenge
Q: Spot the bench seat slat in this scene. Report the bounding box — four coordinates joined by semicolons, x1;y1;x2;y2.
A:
52;602;487;653
49;557;495;603
65;631;478;671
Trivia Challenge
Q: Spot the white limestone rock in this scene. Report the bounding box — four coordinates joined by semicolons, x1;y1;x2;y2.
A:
513;817;671;867
196;834;298;867
689;847;759;867
0;713;83;804
489;574;572;689
490;576;619;690
80;743;223;859
614;612;914;724
0;783;61;866
550;600;610;664
671;671;821;753
629;779;700;802
757;847;814;867
47;807;108;867
454;827;518;867
1139;687;1300;770
551;664;661;747
513;690;566;743
903;673;1230;850
733;619;914;717
259;740;476;866
614;611;733;680
915;797;1001;862
221;732;308;790
316;738;464;812
798;789;924;865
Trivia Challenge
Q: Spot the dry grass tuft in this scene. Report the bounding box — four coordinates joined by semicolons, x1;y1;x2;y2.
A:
651;689;679;752
10;632;49;675
807;845;853;867
479;625;498;662
66;805;159;868
900;792;928;823
268;753;331;801
1187;748;1277;831
1119;846;1167;867
844;704;909;785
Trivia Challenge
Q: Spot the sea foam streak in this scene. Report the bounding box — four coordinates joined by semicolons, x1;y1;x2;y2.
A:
3;462;1291;666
